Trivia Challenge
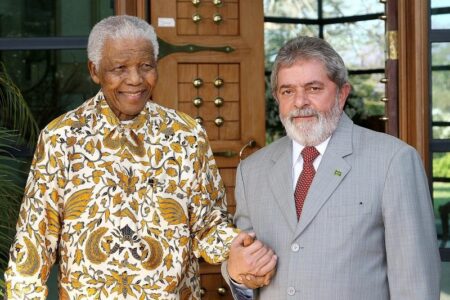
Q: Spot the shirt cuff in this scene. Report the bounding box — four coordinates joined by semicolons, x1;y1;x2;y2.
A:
229;277;254;300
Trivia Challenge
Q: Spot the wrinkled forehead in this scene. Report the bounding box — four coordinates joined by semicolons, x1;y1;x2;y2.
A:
277;57;329;80
279;56;326;71
101;37;155;60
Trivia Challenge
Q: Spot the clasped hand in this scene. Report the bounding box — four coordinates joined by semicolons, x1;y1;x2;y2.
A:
227;232;277;289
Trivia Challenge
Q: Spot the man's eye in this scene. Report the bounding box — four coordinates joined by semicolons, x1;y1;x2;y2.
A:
281;90;292;96
142;63;155;70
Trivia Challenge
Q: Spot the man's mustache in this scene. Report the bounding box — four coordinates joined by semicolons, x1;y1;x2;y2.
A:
288;108;319;118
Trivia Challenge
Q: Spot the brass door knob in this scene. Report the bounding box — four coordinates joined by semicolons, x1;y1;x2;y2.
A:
379;116;389;121
214;97;224;107
213;0;223;6
379;15;387;20
217;287;227;295
214;78;224;87
193;78;203;88
195;116;204;124
380;97;388;102
193;97;203;107
192;13;202;23
213;13;223;24
192;0;201;6
380;78;388;83
214;117;224;127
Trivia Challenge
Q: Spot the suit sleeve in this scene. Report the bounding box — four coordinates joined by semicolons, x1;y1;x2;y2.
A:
221;163;256;300
189;126;238;264
233;163;254;232
5;130;65;299
382;145;441;299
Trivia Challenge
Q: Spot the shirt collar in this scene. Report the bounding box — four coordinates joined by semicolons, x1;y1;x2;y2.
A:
292;136;331;165
93;90;149;132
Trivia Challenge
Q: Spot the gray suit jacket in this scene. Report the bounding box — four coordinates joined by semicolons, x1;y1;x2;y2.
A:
223;114;441;300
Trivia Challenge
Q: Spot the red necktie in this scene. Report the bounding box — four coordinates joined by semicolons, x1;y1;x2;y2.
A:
295;146;320;220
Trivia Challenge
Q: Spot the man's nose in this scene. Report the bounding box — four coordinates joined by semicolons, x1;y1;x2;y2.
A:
126;68;143;85
293;90;310;108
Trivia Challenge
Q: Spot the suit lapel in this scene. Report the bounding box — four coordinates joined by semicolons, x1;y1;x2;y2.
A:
293;114;354;239
268;137;297;232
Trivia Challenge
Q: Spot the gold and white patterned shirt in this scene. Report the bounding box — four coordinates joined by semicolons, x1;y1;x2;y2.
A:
5;91;238;299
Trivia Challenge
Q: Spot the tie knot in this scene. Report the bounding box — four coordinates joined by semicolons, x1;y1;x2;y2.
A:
301;146;319;163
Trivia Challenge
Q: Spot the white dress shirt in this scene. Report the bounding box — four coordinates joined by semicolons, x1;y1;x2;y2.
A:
292;137;331;190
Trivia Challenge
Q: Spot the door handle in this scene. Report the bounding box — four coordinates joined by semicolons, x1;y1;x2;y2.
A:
239;140;256;159
212;140;257;160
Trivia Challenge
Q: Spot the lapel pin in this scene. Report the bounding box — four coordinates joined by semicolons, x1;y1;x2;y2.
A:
334;170;342;176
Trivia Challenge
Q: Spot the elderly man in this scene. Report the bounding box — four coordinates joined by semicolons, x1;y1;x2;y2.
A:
5;15;275;299
223;36;441;299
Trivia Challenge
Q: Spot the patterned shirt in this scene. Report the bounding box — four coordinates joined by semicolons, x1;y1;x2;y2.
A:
5;91;238;299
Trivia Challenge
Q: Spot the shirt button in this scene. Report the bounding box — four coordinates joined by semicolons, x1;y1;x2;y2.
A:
287;287;296;296
291;243;300;252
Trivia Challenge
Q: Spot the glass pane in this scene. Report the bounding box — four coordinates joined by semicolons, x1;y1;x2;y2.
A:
431;0;450;8
324;20;385;70
431;0;450;29
434;179;450;241
0;50;98;129
264;23;319;70
346;73;385;132
431;43;450;139
263;0;317;19
323;0;384;18
441;262;450;299
433;125;450;139
433;152;450;242
0;0;114;37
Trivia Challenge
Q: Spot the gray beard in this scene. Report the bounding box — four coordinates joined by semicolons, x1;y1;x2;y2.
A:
280;98;342;146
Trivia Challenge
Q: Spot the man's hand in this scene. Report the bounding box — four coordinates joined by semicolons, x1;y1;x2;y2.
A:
227;232;277;284
240;268;276;289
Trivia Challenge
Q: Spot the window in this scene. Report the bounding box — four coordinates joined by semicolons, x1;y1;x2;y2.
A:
0;0;114;131
429;0;450;257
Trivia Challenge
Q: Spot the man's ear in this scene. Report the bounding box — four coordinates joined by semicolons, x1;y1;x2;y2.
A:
88;60;101;84
272;92;279;104
338;82;351;110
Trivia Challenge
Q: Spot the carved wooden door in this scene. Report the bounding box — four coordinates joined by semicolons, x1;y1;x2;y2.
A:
150;1;265;298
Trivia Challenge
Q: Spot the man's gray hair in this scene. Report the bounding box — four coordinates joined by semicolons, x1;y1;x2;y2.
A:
270;36;348;97
87;15;159;68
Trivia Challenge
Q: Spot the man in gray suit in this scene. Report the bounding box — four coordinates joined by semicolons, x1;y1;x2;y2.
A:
222;36;441;299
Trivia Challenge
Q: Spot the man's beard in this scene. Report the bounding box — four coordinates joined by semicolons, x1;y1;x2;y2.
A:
280;96;342;146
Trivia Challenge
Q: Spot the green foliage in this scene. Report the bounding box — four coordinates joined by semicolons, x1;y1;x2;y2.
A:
0;63;39;145
433;182;450;217
0;128;27;275
0;63;38;296
433;153;450;178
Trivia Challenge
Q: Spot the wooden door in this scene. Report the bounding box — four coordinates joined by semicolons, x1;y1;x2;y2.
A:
150;1;265;298
384;0;399;137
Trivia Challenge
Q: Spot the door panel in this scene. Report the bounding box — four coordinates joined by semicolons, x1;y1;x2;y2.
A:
385;0;399;137
150;1;265;298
